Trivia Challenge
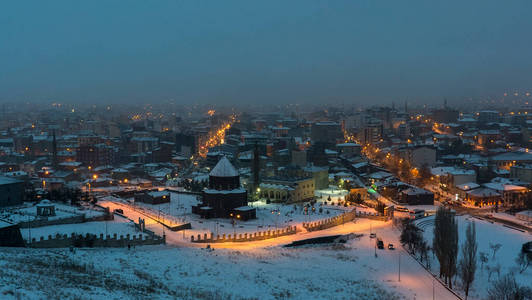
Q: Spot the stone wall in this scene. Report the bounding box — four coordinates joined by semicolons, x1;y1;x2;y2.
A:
302;209;357;232
191;225;298;243
28;232;165;248
18;215;85;229
302;209;388;232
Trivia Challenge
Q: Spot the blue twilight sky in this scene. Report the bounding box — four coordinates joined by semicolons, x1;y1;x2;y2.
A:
1;0;531;105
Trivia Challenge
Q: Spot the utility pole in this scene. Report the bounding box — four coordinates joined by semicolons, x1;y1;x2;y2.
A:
398;252;401;282
28;215;31;247
432;277;435;300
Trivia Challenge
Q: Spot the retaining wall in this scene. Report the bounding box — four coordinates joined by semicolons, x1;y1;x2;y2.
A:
191;226;298;243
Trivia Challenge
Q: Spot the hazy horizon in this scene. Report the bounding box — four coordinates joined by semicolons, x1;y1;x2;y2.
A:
1;0;532;105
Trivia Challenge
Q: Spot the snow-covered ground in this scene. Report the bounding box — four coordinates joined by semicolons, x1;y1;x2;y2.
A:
416;214;532;299
19;215;147;241
0;218;459;300
0;202;105;224
101;192;351;237
491;212;532;228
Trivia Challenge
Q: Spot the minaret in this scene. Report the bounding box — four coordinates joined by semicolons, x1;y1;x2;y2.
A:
52;129;58;169
252;143;260;190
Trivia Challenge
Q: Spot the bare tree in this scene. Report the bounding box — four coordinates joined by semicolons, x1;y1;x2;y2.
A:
494;264;501;279
490;243;502;259
486;264;500;283
486;265;494;282
516;241;532;274
487;273;532;300
479;251;489;271
458;221;477;300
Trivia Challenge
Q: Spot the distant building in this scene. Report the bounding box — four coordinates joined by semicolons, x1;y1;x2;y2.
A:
491;152;532;170
400;145;436;168
0;176;24;207
399;187;434;205
361;120;383;145
311;122;343;146
303;165;329;190
483;182;529;208
77;144;118;167
336;143;361;156
291;150;307;167
510;164;532;183
478;110;500;124
152;141;174;163
465;188;500;207
431;167;476;188
432;107;459;124
260;177;314;203
175;133;196;156
134;191;171;205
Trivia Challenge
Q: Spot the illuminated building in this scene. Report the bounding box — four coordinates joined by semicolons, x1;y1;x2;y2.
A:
192;157;255;220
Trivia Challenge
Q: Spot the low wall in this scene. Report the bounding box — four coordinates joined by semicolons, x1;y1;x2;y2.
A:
303;210;357;232
302;210;388;232
166;223;191;231
18;215;85;229
191;226;298;243
27;232;165;248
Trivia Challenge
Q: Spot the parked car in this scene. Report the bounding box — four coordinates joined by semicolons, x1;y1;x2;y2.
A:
376;238;384;249
388;243;395;250
369;233;377;238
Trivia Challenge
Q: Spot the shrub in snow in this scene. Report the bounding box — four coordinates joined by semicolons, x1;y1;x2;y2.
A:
487;273;532;300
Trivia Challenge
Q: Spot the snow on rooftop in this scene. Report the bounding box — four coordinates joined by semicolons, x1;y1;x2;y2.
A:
401;187;432;195
455;182;480;191
483;182;528;192
0;219;15;229
233;206;256;211
204;188;246;194
209;156;239;177
0;176;22;185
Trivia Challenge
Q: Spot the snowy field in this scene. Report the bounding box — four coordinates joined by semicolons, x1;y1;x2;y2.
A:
0;202;105;224
111;191;351;237
19;215;147;241
416;214;532;299
0;218;459;300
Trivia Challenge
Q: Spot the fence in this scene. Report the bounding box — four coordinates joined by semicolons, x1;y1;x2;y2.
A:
27;232;165;248
191;226;298;243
